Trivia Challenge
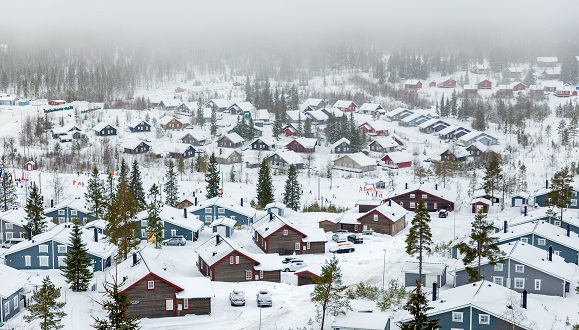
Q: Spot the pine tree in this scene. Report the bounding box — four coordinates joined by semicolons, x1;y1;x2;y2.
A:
310;256;351;330
24;276;66;330
146;184;163;248
523;67;536;87
398;281;440;330
304;117;313;138
472;104;487;131
283;165;300;211
105;171;116;207
404;200;433;290
61;222;93;291
457;209;505;282
547;167;574;223
85;166;106;220
24;183;46;235
205;153;221;199
482;153;502;204
164;160;179;207
256;159;274;209
195;106;204;127
210;107;217;137
129;160;146;210
92;275;140;330
349;113;363;153
0;156;17;211
105;172;139;262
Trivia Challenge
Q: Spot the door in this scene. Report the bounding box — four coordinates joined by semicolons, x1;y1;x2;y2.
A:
217;226;227;237
255;274;260;280
514;198;523;207
425;274;437;288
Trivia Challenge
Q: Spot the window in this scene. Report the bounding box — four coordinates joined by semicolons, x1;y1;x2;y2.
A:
6;232;13;240
12;295;18;310
520;238;528;244
514;278;525;289
165;299;174;311
422;194;427;199
572;200;578;207
555;251;561;256
373;214;379;221
57;245;67;254
231;216;236;221
71;210;78;216
24;256;31;267
171;229;177;237
3;301;8;317
205;208;212;214
58;210;65;215
410;194;416;199
554;221;561;226
307;242;311;249
235;256;240;264
205;215;212;223
494;263;503;271
515;265;524;273
141;220;148;227
218;208;225;214
259;270;264;280
39;245;49;253
147;280;155;290
245;270;252;280
534;279;541;290
83;218;89;224
295;242;301;250
230;256;234;265
58;256;66;267
5;223;13;230
283;229;288;236
452;311;463;322
410;202;416;208
58;217;65;224
39;256;49;267
183;298;189;310
479;314;490;325
537;238;546;246
493;276;503;286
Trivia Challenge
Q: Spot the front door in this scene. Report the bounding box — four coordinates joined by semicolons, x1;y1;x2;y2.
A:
255;274;260;280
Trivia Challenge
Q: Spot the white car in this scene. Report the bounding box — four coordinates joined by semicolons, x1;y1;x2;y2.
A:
329;242;355;254
282;258;307;272
256;290;272;307
331;231;349;243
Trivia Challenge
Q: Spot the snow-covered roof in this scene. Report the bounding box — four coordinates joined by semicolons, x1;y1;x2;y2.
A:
285;110;302;122
44;197;91;214
400;113;426;123
404;79;421;85
221;132;244;144
495;220;579;252
127;120;150;128
207;99;231;108
472;63;489;69
159;115;182;126
537;56;558;63
437;124;462;135
471;197;492;205
333;100;356;108
307;109;329;121
159;205;203;232
337;213;362;225
253;213;304;239
303;98;325;107
0;263;29;299
161;142;194;154
265;202;286;210
254;109;270;121
288;137;318;148
252;253;284;271
160;99;181;108
181;129;209;141
506;67;524;73
334;152;375;167
359;103;383;112
196;234;247;266
188;196;257;218
179;102;199;111
301;227;328;243
51;124;80;135
386;183;458;204
371;137;399;149
542;67;562;75
216;148;241;159
417;118;447;129
92;122;115;132
331;309;390;330
332;137;350;148
359;201;408;222
401;261;446;275
463;84;477;90
83;219;107;230
0;208;39;227
121;139;149;150
295;263;323;277
209;217;237;228
443;146;470;158
385;107;412;118
382;151;412;163
230;101;256;112
253;136;277;147
174;277;214;299
362;120;389;131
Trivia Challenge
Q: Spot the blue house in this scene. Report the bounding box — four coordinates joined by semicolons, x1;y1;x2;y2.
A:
127;120;151;133
399;280;564;329
0;264;30;324
491;207;551;233
331;137;351;154
44;197;98;225
511;192;530;207
1;208;55;243
265;202;286;217
83;219;108;235
209;217;236;238
534;187;579;208
188;197;257;226
402;261;446;288
3;224;116;271
134;206;204;241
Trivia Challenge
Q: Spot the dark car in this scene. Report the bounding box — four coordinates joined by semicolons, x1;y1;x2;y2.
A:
438;209;449;218
347;234;363;244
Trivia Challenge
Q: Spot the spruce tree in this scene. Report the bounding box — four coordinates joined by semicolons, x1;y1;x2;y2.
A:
272;108;283;138
296;113;303;137
85;166;106;220
398;281;440;330
0;156;17;211
24;276;67;330
147;184;163;248
195;106;204;127
129;160;146;210
61;222;93;291
163;160;179;207
457;209;505;282
404;199;433;290
482;153;502;204
210;107;217;137
92;275;140;330
310;256;350;330
283;164;300;211
304;117;313;138
256;158;274;209
523;67;536;87
24;183;46;235
205;152;221;199
105;171;116;207
547;167;574;223
105;173;139;262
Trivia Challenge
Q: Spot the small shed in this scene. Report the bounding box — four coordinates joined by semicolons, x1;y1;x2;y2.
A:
294;264;321;286
318;217;338;232
401;261;446;287
375;180;386;189
511;192;530;207
471;197;491;213
265;202;286;217
208;217;236;238
25;161;36;171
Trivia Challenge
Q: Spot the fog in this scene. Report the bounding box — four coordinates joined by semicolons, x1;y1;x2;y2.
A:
1;0;578;49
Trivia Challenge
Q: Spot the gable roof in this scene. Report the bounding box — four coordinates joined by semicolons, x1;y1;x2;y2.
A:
494;220;579;252
209;217;237;228
370;137;399;149
205;99;231;109
252;213;306;239
386;183;458;204
361;120;389;131
159;205;204;231
159;99;181;108
117;247;183;293
121;139;150;150
331;137;350;149
161;142;194;154
195;234;258;266
220;132;244;144
442;146;470;158
127;120;150;128
229;101;256;113
159;115;182;126
0;264;30;299
458;131;497;143
359;103;383;112
358;201;408;222
333;100;357;108
307;109;329;121
287;137;318;149
188;196;257;218
417;118;448;129
382;151;412;163
385;107;412;118
253;136;277;147
401;261;445;275
333;153;375;167
92;122;115;132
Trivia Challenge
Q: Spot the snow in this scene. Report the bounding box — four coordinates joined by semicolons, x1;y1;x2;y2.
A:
382;151;412;163
331;306;391;330
0;263;29;298
333;100;356;108
175;277;214;299
494;220;579;253
359;103;383;112
92;122;115;132
209;217;237;229
334;152;376;168
537;56;558;63
401;261;445;276
221;132;244;144
273;149;304;165
160;205;204;232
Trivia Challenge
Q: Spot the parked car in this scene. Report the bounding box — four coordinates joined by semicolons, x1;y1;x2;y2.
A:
438;209;449;218
282;258;307;272
161;236;186;246
229;290;245;306
329;242;355;254
1;238;24;249
361;229;374;236
423;158;433;162
256;290;272;307
347;234;364;244
332;231;349;243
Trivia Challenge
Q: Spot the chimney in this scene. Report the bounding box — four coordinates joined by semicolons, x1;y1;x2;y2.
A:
27;228;32;240
216;234;221;245
192;191;195;197
548;245;553;261
93;228;98;242
567;224;570;237
240;198;244;207
405;183;408;189
132;253;138;266
269;213;273;221
523;205;527;216
183;208;188;219
50;199;54;208
388;200;392;206
545;179;549;189
194;197;198;206
432;282;438;301
522;289;528;309
503;220;508;233
435;183;438;190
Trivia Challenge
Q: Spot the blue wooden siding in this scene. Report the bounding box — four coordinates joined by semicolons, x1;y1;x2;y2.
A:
135;218;199;241
45;207;97;224
433;307;521;330
191;206;253;226
511;196;528;207
535;191;579;208
1;290;23;323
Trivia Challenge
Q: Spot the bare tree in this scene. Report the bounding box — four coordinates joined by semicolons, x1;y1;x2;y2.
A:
51;172;67;204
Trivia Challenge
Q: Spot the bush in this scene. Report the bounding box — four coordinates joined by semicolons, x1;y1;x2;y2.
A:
302;202;348;213
428;240;452;257
376;279;408;311
355;282;379;301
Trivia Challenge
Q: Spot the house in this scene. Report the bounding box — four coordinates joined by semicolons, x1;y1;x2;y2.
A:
437;79;457;88
45;197;98;225
282;124;298;137
477;79;492;89
269;149;304;170
385;108;413;121
542;67;561;80
317;216;340;232
158;99;181;110
163;143;196;159
534;187;579;208
399;113;430;127
0;264;30;324
92;123;117;136
537;56;558;67
368;137;401;154
356;200;407;235
48;100;66;105
285;110;302;124
122;139;151;154
556;84;573;97
179;130;208;146
471;198;491;213
332;137;351;154
217;133;244;148
118;247;213;318
402;261;446;287
176;102;199;115
440;147;470;162
332;153;376;173
399;280;563;330
358;121;389;136
202;99;231;112
127;120;151;133
331;307;390;330
58;132;78;143
51;125;81;139
333;100;357;112
1;208;48;242
381;151;412;169
418;118;450;134
404;80;422;89
188;196;256;226
265;202;286;217
209;217;236;238
429;81;437;87
142;205;204;241
454;241;574;297
305;109;329;125
215;148;242;165
463;84;478;95
384;183;457;211
437;125;471;140
512;82;526;91
0;95;18;106
356;200;382;213
496;84;514;97
159;116;185;130
458;131;499;146
358;103;385;115
252;213;327;255
301;98;327;110
503;68;524;80
251;136;277;151
25;161;36;171
196;234;282;282
295;264;321;286
253;109;271;124
470;63;490;74
511;192;531;207
529;84;545;97
227;101;256;116
3;223;115;271
285;138;317;153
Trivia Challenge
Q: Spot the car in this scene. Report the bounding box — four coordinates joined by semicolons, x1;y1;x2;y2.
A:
256;290;272;307
161;236;186;246
347;234;364;244
438;209;449;218
1;238;24;249
423;158;433;162
282;258;307;272
329;242;355;254
332;232;349;243
229;290;245;306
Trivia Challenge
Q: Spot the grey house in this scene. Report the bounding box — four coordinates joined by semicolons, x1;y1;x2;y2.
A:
188;196;257;226
534;187;579;208
402;261;446;287
454;241;574;297
134;206;204;241
251;137;277;151
0;264;30;324
209;217;236;238
418;118;450;134
331;137;351;154
458;131;500;146
44;197;98;225
92;123;117;136
269;149;304;170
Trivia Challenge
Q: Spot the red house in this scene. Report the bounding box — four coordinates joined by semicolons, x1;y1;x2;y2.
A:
356;200;408;236
384;183;457;212
463;85;478;95
542;68;561;80
381;151;412;169
285;137;317;153
404;80;423;90
333;100;358;112
358;121;390;136
282;124;298;137
471;198;491;213
437;79;457;88
48;100;66;105
556;84;573;97
512;82;526;91
477;79;492;89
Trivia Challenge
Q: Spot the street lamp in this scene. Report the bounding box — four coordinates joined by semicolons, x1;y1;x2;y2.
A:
382;248;387;290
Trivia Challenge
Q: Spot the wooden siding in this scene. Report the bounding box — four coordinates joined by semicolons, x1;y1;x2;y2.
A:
212;252;257;282
388;190;454;211
318;220;337;232
179;298;211;316
357;212;406;236
256;225;304;255
125;274;179;318
297;273;318;286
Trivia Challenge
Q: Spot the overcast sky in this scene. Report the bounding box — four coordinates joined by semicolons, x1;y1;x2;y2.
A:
2;0;578;48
